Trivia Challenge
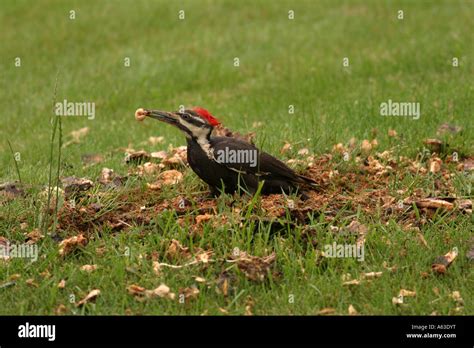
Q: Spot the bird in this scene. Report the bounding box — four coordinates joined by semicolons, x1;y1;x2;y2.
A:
135;107;318;196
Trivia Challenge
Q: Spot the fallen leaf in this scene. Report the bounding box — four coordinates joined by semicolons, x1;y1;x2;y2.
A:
76;289;101;307
150;151;168;160
9;274;21;281
58;234;87;257
415;198;454;211
152;261;161;276
362;272;383;279
195;250;213;264
463;158;474;171
341;273;352;282
216;271;235;297
343;279;361;286
428;157;442;173
451;291;464;306
280;142;292;154
382;261;397;272
147;170;183;190
25;278;39;288
80;264;98;272
153;145;187;167
25;229;44;244
40;270;51;279
432;247;458;274
423;138;443;153
392;295;404;305
57;279;66;289
361;139;373;152
127;284;146;296
347;220;368;247
179;286;200;302
348;304;358;315
317;308;336;315
0;182;25;201
298;148;309;156
55;304;68;315
148;284;176;300
165;239;191;260
399;289;416;297
244;296;255;316
124;150;151;164
96;245;107;256
99;168;115;183
195;214;213;225
61;177;93;199
233;252;276;282
160;170;183;185
137;162;161;176
332;143;347;154
416;231;429;248
388;129;398;137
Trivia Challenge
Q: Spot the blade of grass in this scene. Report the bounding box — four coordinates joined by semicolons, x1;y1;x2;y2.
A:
43;71;60;232
6;140;22;184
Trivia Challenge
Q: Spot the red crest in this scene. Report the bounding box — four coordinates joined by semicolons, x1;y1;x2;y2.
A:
193;107;220;126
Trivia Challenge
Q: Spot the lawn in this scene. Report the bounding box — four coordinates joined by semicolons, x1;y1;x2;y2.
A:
0;0;473;315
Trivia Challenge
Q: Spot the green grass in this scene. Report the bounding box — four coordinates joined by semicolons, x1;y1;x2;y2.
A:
0;0;473;315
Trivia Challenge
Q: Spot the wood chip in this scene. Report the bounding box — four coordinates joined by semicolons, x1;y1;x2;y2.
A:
348;304;358;315
362;271;383;279
399;289;416;297
432;247;458;274
415;198;454;210
80;264;98;272
317;308;336;315
57;279;66;289
76;289;100;307
58;234;87;257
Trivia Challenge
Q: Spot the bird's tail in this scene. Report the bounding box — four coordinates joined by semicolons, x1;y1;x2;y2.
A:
296;174;319;190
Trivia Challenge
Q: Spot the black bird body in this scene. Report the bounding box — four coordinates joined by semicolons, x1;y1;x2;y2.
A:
187;136;313;194
140;107;317;196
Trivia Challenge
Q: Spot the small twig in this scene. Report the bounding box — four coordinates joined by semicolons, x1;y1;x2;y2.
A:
0;281;16;289
117;219;133;228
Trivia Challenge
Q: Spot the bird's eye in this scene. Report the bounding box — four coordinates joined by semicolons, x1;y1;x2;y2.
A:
182;114;189;120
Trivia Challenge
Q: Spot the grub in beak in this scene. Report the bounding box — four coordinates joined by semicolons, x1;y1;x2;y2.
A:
135;108;150;122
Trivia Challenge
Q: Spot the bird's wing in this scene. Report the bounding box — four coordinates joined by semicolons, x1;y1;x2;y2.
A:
210;137;302;181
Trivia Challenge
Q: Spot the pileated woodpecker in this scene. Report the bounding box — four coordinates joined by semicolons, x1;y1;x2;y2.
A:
136;107;317;196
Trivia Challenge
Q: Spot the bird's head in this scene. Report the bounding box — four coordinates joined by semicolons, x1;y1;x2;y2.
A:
138;107;220;140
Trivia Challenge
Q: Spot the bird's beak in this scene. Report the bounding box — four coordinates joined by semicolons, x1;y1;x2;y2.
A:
145;110;180;126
